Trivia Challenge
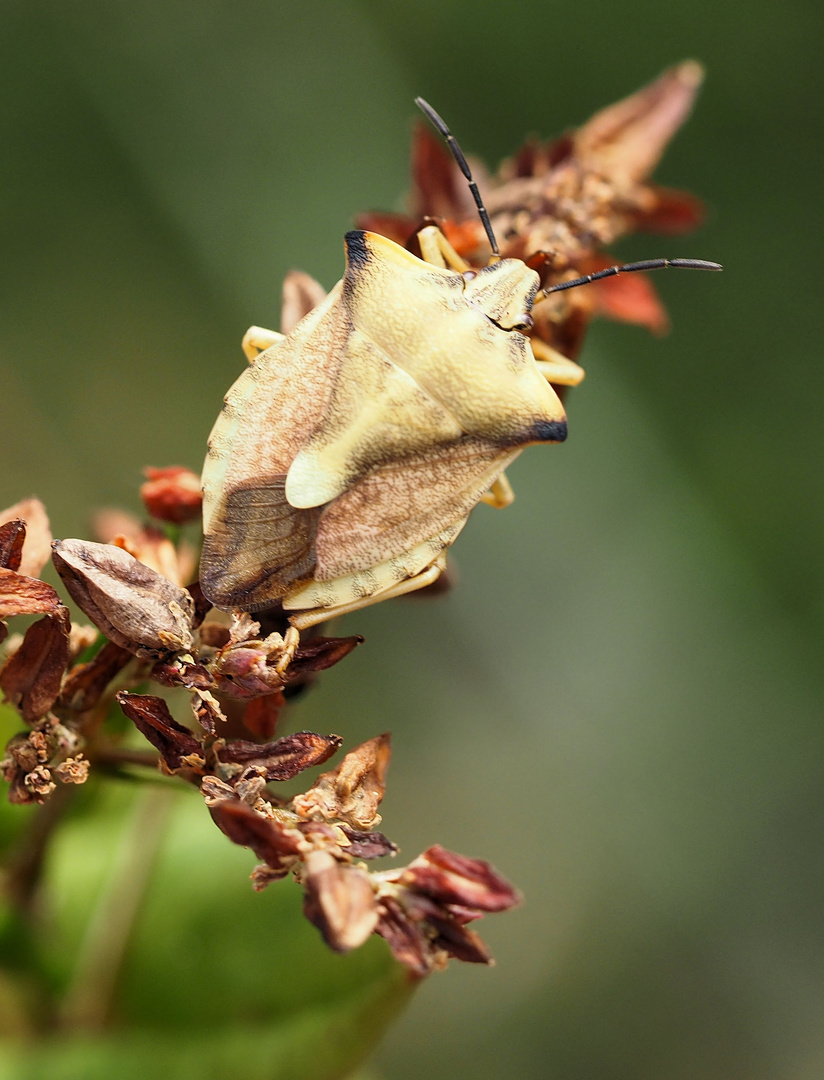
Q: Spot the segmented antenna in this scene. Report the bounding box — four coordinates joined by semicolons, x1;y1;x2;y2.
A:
538;257;722;299
415;97;499;257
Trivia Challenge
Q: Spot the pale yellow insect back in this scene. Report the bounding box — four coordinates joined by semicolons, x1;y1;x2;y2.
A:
200;99;721;629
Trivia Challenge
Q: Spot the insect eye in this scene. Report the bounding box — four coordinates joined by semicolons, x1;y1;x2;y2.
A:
462;270;477;282
511;313;533;332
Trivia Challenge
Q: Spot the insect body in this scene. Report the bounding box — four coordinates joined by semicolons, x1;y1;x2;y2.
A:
200;100;720;629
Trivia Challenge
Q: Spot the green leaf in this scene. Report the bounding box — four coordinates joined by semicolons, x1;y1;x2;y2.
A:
0;785;414;1079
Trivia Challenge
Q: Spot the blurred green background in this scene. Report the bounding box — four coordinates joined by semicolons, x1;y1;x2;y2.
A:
2;0;823;1077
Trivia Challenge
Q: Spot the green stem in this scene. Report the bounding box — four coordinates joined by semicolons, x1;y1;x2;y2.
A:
57;785;176;1032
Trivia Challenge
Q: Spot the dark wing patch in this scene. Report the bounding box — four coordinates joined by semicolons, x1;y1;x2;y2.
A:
200;478;321;612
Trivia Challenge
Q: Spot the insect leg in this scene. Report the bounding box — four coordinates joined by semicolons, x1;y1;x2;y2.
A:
530;338;586;387
241;325;284;363
273;624;301;676
480;473;514;509
287;554;448;630
417;224;471;272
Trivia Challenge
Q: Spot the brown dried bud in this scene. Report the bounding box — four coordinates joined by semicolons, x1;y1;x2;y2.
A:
420;905;493;966
116;692;202;771
217;732;342;781
286;635;364;681
4;729;54;774
24;764;55;800
302;849;379;953
212;641;288;698
374;895;434;977
209;798;304;872
339;826;398;860
293;733;390;830
52;539;195;658
141;466;203;524
211;623;301;698
0;608;70;722
399;845;522;914
0;498;52;578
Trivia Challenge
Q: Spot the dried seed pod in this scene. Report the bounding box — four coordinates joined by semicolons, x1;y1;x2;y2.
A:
52;539;195;658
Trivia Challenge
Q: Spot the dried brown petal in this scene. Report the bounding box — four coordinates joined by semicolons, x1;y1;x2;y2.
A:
151;659;213;691
0;498;52;578
423;909;493;966
286;635;364;680
0;520;26;572
280;271;328;335
116;692;202;770
191;689;226;734
141;466;203;524
0;569;62;619
375;895;434;977
250;863;290;890
302;849;379;953
340;826;398;860
292;733;390;829
233;766;268;805
59;640;133;712
200;775;236;804
218;731;342;781
0;609;70;722
574;60;705;186
52;539;194;658
400;845;522;914
209;798;304;869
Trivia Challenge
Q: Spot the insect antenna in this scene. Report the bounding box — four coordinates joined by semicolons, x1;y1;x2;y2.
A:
536;257;722;300
415;96;500;258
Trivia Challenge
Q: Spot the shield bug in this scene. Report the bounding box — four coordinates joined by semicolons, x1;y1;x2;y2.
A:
200;99;720;629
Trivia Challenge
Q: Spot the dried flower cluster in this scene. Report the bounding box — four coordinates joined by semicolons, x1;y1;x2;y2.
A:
1;65;707;976
359;60;706;380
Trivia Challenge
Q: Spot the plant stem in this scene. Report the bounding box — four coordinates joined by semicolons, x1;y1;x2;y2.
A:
5;781;73;917
58;785;176;1032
